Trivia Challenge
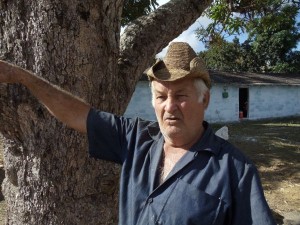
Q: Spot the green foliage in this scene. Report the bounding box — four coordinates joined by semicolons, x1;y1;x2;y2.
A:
198;3;300;73
248;5;300;72
199;36;244;71
196;0;300;45
122;0;158;26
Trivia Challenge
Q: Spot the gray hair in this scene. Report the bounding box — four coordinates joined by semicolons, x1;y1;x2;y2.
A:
194;79;209;103
150;78;209;106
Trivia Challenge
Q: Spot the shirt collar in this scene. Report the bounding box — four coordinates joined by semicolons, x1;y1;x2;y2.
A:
147;121;222;156
190;121;221;156
147;121;162;140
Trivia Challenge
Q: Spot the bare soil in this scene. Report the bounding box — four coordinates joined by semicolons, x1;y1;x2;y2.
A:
0;117;299;224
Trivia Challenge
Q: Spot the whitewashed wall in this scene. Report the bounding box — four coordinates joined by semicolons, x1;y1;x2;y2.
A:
205;84;239;123
124;81;156;120
124;81;300;122
248;85;300;120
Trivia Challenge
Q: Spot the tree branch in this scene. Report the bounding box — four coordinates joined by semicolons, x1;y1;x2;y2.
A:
118;0;212;94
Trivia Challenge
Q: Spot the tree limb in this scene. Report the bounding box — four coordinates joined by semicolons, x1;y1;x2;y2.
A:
118;0;212;93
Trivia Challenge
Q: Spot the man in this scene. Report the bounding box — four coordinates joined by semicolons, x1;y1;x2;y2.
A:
0;42;275;225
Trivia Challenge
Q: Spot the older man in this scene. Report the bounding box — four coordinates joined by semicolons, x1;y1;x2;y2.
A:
0;42;275;225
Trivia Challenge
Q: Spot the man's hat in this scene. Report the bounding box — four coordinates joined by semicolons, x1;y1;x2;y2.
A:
147;42;211;88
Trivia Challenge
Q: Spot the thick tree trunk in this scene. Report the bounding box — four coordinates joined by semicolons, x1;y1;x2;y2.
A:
0;0;123;224
0;0;211;224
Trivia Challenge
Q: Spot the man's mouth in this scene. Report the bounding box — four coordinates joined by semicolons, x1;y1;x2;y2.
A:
165;116;179;121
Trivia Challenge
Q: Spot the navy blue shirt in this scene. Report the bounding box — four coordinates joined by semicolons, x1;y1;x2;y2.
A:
87;109;276;225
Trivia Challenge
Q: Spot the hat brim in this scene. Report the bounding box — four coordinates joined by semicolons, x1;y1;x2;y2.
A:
147;60;190;81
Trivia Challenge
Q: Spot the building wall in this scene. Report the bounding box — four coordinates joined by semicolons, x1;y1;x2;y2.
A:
124;81;300;122
248;85;300;120
124;81;156;120
205;84;239;123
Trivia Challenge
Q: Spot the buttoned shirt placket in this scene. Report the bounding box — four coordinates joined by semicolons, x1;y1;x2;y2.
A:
137;133;205;225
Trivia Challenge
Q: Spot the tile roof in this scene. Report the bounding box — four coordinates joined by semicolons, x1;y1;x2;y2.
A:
209;70;300;86
141;70;300;86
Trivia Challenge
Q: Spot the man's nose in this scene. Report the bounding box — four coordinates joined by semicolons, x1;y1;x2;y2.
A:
165;97;177;112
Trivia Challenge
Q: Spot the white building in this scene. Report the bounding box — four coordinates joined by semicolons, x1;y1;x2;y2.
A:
124;71;300;123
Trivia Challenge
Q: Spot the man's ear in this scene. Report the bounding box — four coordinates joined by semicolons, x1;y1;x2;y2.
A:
203;91;210;109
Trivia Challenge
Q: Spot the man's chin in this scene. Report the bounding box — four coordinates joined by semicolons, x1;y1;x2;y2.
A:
163;127;182;137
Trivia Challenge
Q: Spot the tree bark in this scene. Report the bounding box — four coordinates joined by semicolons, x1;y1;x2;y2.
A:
0;0;212;224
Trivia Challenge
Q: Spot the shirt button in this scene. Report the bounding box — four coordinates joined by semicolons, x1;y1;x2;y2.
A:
147;198;153;204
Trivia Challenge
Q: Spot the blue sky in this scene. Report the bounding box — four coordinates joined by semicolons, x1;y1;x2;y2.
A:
156;0;300;58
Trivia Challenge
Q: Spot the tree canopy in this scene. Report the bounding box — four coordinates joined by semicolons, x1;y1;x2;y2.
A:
122;0;159;26
196;0;300;43
197;1;300;73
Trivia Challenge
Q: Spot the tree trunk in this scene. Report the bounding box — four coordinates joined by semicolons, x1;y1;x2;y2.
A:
0;0;123;224
0;0;211;224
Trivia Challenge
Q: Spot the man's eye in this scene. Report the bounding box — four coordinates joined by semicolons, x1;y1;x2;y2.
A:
156;96;167;102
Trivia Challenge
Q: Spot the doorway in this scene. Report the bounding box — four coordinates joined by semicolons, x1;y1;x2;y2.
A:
239;88;249;118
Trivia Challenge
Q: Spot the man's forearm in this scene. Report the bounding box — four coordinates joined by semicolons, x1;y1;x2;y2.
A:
1;61;91;133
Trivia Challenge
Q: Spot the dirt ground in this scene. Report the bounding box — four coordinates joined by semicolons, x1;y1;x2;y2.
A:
0;116;299;224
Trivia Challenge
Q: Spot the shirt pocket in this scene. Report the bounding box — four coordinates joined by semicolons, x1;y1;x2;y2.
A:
158;178;224;225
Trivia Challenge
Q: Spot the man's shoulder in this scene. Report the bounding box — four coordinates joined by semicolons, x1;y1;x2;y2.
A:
216;138;258;179
217;137;253;163
202;123;255;171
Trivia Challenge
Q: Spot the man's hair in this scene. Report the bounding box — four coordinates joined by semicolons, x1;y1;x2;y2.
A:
194;79;209;103
150;78;209;106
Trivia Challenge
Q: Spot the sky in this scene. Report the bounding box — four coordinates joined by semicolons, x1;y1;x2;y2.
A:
156;0;300;58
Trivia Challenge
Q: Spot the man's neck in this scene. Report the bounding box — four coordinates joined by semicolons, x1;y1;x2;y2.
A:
159;144;187;184
163;125;205;150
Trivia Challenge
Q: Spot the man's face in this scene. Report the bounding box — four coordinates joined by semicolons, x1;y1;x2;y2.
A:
152;78;209;146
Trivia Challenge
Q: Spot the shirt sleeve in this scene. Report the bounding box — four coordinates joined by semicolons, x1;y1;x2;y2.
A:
86;108;134;164
232;163;276;225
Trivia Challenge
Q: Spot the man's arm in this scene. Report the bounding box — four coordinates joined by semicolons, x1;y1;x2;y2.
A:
0;60;91;133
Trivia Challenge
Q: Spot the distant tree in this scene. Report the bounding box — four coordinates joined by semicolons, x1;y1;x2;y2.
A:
248;5;300;72
285;50;300;72
199;36;243;71
198;3;300;73
196;0;300;44
239;40;262;72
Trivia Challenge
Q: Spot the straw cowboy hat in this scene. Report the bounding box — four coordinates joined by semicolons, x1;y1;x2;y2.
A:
147;42;211;88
